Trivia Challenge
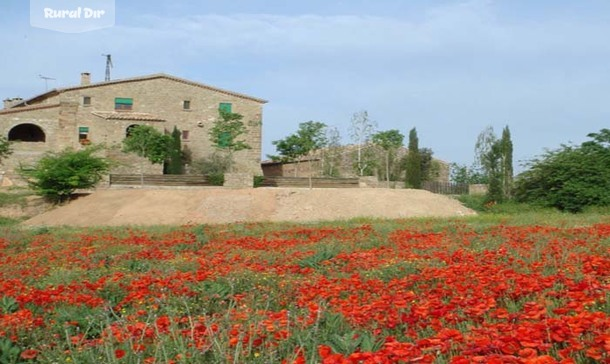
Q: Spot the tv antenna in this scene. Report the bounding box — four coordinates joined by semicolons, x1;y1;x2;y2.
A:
38;74;56;91
102;54;113;81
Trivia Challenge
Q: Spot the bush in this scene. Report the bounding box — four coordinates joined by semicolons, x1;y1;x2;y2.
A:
20;147;110;203
514;129;610;212
191;152;231;175
207;173;225;186
253;175;265;188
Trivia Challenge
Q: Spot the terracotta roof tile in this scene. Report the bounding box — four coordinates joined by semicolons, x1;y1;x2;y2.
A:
91;111;165;122
0;103;60;115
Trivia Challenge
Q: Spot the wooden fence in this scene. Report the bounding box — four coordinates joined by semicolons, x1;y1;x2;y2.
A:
109;174;214;187
260;176;359;188
422;181;469;195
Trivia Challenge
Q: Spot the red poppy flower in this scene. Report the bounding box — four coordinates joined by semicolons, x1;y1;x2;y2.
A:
115;349;126;359
20;349;38;360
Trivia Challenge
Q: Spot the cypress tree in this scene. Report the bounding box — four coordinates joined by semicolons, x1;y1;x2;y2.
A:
501;126;513;199
166;126;183;174
405;128;422;188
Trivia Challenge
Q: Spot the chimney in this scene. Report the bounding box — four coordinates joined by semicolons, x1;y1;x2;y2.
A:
3;97;23;109
80;72;91;86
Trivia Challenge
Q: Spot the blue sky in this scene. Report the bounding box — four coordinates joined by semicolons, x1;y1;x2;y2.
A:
2;0;610;171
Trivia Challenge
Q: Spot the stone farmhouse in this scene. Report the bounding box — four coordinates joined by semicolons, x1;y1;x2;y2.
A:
0;73;267;183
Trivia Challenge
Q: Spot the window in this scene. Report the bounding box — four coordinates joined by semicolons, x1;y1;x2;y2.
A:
219;102;232;113
83;96;91;106
183;100;190;110
182;130;190;140
78;126;90;144
115;97;133;110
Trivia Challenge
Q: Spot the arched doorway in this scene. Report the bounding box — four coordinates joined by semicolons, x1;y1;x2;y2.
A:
8;123;46;142
126;124;140;137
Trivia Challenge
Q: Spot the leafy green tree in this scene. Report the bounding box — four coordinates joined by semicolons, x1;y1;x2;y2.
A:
123;125;173;185
20;146;110;203
0;136;11;163
123;125;172;165
271;121;327;177
484;141;504;204
209;110;251;172
164;126;183;175
473;125;514;203
419;148;441;183
449;163;487;184
372;129;404;186
405;128;422;188
515;129;610;212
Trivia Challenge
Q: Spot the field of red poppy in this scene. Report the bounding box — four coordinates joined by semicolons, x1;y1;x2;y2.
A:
1;216;609;363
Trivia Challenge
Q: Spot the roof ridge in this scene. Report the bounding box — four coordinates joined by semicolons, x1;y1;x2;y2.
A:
0;103;60;115
12;73;267;107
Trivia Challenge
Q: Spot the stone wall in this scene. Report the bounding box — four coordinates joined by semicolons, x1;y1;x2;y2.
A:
223;173;253;188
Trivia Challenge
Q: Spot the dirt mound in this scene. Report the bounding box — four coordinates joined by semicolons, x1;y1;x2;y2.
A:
23;187;475;227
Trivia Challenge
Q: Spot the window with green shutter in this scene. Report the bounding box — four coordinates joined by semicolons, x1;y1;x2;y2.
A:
219;103;232;113
115;97;133;110
78;126;90;144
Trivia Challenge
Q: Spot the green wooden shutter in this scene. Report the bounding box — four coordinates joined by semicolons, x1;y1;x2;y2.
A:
219;103;232;113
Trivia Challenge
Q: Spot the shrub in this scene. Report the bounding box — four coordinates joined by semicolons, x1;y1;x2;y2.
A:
207;172;225;186
253;175;265;188
191;152;232;175
20;146;110;203
515;129;610;212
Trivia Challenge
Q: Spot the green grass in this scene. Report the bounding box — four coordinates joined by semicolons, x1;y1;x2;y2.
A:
0;189;34;207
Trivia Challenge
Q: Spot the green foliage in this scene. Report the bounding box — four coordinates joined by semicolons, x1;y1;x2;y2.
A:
208;110;251;172
472;125;514;204
484;141;504;204
501;126;514;199
515;128;610;212
271;121;327;176
191;152;232;175
210;110;250;152
0;296;18;314
372;129;404;184
253;175;265;187
405;128;422;188
449;163;488;184
20;146;110;203
207;173;225;186
271;121;327;162
0;190;32;208
0;337;21;364
164;126;183;174
0;136;12;162
419;148;439;183
122;125;173;165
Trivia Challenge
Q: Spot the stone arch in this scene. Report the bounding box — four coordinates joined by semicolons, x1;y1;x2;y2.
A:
8;123;46;142
126;124;140;138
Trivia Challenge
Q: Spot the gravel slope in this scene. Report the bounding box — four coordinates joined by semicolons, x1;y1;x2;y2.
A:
23;187;475;227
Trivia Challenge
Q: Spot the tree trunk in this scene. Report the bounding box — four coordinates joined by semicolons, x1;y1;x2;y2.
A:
386;151;390;188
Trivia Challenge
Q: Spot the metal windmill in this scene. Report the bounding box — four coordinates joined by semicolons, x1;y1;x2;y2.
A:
102;54;113;81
